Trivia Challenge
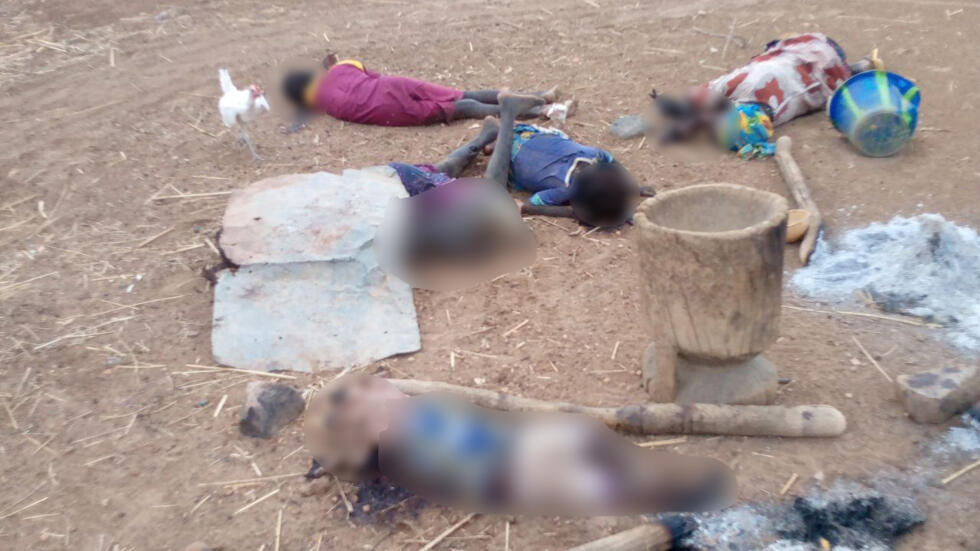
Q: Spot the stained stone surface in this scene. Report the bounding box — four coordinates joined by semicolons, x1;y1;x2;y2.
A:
212;167;420;373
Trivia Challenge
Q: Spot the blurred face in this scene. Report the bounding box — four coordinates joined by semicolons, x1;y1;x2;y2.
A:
304;375;407;479
570;167;640;228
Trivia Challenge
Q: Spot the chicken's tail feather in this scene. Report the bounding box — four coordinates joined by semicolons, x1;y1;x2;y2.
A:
218;68;235;94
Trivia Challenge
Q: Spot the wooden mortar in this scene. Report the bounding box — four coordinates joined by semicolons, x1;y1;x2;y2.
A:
635;183;788;404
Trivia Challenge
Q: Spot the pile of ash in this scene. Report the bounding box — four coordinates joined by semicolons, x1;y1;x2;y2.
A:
791;214;980;352
672;482;924;550
930;411;980;459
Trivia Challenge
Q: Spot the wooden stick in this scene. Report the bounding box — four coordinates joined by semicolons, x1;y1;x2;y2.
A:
941;458;980;485
134;226;174;249
567;519;689;551
720;16;737;59
162;243;204;255
779;472;799;495
213;394;228;417
189;493;212;516
502;319;529;337
782;305;941;328
420;513;477;551
775;136;822;265
185;364;296;380
274;507;283;551
851;336;892;383
637;436;687;448
0;271;58;293
0;497;48;520
233;488;279;515
197;472;305;487
387;379;847;437
692;27;746;47
152;191;233;201
334;476;354;514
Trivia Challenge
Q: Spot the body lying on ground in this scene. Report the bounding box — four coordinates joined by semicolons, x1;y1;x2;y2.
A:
305;374;736;516
281;53;566;131
386;92;648;229
653;32;881;157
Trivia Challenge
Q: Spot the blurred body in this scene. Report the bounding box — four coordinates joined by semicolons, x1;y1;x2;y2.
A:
305;375;736;516
653;33;880;151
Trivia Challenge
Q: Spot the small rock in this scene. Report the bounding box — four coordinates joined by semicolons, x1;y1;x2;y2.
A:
195;399;210;408
895;364;980;424
844;393;853;399
184;543;212;551
609;115;648;139
105;356;123;368
239;381;305;439
849;358;861;366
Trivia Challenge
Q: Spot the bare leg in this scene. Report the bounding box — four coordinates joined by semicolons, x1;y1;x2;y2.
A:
453;99;550;121
485;92;545;188
451;98;500;120
239;122;261;160
521;203;575;218
433;117;499;177
463;86;560;105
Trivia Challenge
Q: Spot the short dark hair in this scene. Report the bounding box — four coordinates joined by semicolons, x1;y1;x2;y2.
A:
282;70;314;108
569;161;638;228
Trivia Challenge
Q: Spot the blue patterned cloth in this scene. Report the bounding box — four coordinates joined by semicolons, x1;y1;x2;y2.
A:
716;103;776;159
388;162;454;196
509;124;614;206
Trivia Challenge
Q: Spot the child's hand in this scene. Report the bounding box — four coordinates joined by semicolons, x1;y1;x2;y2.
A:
514;198;524;211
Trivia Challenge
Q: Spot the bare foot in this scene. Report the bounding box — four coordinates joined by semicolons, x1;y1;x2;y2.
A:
498;91;546;118
539;86;561;103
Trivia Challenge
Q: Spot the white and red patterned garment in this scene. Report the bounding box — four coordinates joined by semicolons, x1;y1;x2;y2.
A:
692;33;852;126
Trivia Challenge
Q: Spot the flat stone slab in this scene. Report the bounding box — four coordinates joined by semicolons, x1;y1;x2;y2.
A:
895;364;980;424
212;168;420;373
212;259;420;373
220;167;406;265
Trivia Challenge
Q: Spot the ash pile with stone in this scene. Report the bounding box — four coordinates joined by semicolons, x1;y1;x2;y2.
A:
672;482;924;551
791;214;980;352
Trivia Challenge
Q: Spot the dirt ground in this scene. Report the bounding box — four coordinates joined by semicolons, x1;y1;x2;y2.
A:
1;0;978;549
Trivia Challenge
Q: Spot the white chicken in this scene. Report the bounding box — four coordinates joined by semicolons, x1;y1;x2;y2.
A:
218;68;270;159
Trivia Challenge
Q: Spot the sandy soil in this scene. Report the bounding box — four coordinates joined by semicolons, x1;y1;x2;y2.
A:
1;0;978;549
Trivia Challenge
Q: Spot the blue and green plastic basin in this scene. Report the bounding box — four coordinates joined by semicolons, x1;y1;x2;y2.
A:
827;70;921;157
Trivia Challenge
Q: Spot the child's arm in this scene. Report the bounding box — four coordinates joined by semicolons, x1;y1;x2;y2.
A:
521;203;575;219
519;187;575;219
